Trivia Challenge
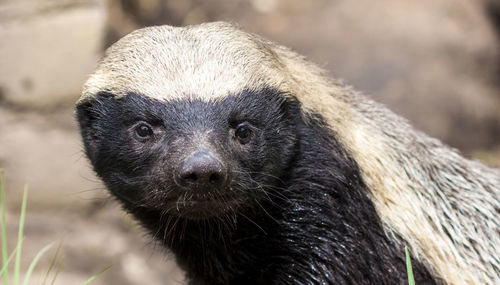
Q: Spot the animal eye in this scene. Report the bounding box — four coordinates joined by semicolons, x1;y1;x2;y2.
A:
234;124;253;144
134;123;153;140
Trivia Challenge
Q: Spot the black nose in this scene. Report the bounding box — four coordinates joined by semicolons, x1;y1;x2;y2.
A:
177;150;227;190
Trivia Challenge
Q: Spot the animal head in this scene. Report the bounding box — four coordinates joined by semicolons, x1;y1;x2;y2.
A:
76;23;305;219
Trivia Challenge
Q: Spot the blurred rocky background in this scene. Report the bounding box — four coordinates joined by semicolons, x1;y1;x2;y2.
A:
0;0;499;284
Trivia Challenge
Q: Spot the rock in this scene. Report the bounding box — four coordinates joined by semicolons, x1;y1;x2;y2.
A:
0;0;106;108
0;106;102;210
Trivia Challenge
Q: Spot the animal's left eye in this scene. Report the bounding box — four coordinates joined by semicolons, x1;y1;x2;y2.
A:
234;124;253;144
134;123;153;140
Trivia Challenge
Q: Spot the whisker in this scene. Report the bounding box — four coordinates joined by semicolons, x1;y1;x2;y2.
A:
239;212;267;235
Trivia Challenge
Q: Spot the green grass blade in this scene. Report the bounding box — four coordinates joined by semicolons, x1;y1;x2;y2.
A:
37;269;43;285
0;169;8;285
0;249;15;278
14;185;28;285
0;240;22;277
80;265;111;285
405;246;415;285
42;240;63;285
0;237;24;278
22;243;53;285
49;266;61;285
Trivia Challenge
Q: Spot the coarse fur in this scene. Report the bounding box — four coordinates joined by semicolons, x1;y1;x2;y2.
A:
76;22;500;284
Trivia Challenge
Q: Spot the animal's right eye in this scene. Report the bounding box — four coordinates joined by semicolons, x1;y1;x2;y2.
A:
134;123;153;141
235;125;253;144
233;122;255;145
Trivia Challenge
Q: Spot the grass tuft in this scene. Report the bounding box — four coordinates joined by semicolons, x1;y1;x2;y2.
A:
0;170;110;284
21;243;53;285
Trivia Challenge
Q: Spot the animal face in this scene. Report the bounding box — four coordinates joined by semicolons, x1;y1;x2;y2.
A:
76;89;298;219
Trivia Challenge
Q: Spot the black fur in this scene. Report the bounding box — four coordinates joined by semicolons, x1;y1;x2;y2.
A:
76;89;439;284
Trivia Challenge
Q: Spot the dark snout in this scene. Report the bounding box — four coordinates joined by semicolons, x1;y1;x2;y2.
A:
176;150;228;192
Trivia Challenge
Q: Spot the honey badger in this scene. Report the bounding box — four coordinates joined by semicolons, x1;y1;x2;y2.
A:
75;22;500;284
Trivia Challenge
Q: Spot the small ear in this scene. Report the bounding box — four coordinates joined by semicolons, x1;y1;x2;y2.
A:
76;97;100;161
76;99;96;129
75;92;114;128
76;92;115;162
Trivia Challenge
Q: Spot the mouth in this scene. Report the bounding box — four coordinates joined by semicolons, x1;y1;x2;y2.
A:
165;193;239;219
